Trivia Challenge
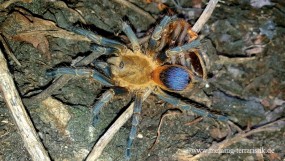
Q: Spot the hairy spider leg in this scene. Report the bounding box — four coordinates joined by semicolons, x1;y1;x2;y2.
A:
70;27;126;51
163;19;187;48
177;21;190;45
126;94;143;160
155;20;182;52
156;19;190;52
170;20;183;43
170;19;198;45
92;61;112;78
149;16;172;50
166;41;207;80
165;39;201;56
90;44;117;58
122;22;141;52
155;30;169;52
46;68;114;86
89;45;116;78
154;88;229;121
92;89;115;126
186;24;198;43
166;40;200;67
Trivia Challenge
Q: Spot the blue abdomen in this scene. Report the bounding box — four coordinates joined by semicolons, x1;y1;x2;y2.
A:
160;66;190;91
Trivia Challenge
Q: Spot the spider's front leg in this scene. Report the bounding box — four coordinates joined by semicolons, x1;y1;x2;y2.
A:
46;68;113;86
153;88;229;121
148;16;172;50
90;44;117;59
92;61;112;78
46;43;116;86
70;27;127;51
54;10;126;52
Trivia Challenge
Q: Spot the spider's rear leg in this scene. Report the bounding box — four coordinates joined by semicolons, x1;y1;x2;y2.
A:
126;94;143;160
185;50;207;79
149;16;173;50
154;88;229;121
92;87;128;126
92;89;114;126
165;39;200;56
177;21;190;45
149;16;199;61
165;40;207;79
46;68;114;86
165;39;201;66
176;20;198;45
149;17;198;49
155;19;184;52
167;19;198;47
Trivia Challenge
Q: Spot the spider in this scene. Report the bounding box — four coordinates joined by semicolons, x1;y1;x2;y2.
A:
47;16;229;160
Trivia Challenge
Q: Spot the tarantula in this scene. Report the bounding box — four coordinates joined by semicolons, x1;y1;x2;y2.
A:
47;16;228;160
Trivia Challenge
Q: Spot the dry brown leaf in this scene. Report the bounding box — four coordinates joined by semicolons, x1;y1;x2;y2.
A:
13;32;51;59
12;11;58;31
10;12;59;59
1;12;89;60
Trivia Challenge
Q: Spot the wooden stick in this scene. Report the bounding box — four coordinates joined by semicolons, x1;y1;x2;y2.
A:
187;119;285;160
86;0;220;160
0;48;51;161
0;34;22;66
192;0;219;33
149;110;182;151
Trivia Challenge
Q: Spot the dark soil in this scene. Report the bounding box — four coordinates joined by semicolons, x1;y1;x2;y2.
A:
0;0;284;161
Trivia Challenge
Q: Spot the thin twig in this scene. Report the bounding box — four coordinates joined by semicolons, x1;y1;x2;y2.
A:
184;117;203;126
85;89;152;161
0;34;21;66
113;0;155;23
149;109;182;151
217;55;256;65
0;48;50;161
192;0;219;33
